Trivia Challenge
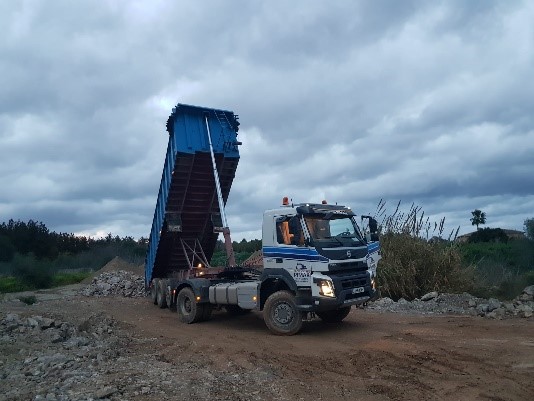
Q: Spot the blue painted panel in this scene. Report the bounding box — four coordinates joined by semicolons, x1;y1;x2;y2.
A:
168;103;240;156
144;103;240;286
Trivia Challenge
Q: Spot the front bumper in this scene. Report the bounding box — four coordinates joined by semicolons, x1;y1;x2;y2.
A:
297;282;379;312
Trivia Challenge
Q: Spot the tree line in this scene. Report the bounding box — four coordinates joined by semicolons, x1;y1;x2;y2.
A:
216;238;262;254
0;219;263;266
0;219;147;263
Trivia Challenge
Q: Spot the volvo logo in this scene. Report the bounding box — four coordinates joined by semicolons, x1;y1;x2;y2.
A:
346;250;351;258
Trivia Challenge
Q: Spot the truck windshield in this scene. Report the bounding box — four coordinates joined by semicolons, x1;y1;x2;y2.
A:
303;214;364;246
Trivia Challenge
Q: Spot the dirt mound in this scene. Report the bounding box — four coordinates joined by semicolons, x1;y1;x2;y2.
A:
81;256;144;284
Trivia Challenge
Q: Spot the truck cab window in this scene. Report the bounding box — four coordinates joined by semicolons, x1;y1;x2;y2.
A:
276;216;303;246
304;214;364;245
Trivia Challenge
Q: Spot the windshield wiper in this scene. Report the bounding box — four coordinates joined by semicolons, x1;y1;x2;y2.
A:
324;236;344;246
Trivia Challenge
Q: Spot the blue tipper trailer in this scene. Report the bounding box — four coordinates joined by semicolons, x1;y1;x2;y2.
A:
144;103;240;288
145;103;381;335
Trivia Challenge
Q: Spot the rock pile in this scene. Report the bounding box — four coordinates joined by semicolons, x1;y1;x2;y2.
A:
0;311;286;401
79;270;146;298
0;312;124;401
366;285;534;319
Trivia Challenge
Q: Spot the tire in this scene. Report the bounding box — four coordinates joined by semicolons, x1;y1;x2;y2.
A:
316;307;351;323
166;286;174;310
150;279;159;305
156;279;168;309
176;287;204;324
263;290;303;336
225;305;252;316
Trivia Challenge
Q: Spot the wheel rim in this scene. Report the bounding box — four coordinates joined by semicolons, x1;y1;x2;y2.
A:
183;297;192;314
273;302;293;325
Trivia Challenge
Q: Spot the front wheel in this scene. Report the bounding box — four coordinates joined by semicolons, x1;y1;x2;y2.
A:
316;306;351;323
263;290;303;335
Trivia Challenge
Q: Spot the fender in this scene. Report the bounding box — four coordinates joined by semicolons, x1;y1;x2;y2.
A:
175;278;212;302
258;268;298;292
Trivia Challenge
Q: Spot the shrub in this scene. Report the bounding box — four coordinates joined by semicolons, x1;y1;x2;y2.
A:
525;218;534;240
10;253;55;290
375;201;471;300
0;276;28;293
460;239;534;299
52;271;91;286
468;228;509;243
378;233;471;300
18;295;37;305
0;234;16;262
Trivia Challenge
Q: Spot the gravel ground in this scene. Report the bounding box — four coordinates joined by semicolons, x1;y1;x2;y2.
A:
1;265;533;401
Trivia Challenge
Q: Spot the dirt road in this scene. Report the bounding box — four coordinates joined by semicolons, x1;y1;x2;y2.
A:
1;289;533;401
107;297;534;401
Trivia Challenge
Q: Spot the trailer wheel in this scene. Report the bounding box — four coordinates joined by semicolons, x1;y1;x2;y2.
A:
316;307;351;323
156;280;167;309
225;305;251;316
150;279;159;305
176;287;204;324
166;287;174;310
264;290;303;335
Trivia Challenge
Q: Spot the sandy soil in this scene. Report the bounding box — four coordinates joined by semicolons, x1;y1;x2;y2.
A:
3;289;533;401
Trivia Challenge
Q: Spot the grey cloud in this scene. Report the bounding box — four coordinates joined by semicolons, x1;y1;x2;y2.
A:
0;0;533;241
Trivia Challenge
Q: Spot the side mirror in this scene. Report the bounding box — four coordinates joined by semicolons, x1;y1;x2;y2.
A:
369;218;379;242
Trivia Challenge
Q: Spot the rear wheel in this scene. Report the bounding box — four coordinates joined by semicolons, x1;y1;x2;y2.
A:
264;290;303;335
166;286;174;310
316;307;351;323
156;280;167;309
150;279;159;305
176;287;204;324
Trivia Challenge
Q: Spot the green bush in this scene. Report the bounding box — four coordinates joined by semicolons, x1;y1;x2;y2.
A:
210;250;254;267
0;276;28;293
460;239;534;299
524;218;534;240
378;233;471;300
0;234;16;262
52;272;91;286
468;228;509;243
10;253;55;290
18;295;37;305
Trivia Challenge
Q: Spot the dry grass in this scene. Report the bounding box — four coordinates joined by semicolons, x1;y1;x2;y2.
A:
375;200;472;300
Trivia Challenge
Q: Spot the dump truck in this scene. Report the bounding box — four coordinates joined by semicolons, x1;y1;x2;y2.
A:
145;103;381;335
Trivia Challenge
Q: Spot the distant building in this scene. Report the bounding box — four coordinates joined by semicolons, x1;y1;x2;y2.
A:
456;229;526;243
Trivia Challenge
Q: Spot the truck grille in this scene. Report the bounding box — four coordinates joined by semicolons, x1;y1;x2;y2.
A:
341;277;367;290
329;261;367;273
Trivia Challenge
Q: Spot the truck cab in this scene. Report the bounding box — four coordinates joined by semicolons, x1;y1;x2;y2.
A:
259;200;381;327
151;197;381;336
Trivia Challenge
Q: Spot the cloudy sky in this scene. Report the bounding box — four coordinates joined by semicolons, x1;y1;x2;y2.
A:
1;0;533;242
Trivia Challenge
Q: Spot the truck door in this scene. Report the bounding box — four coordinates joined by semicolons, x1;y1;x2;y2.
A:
262;215;312;287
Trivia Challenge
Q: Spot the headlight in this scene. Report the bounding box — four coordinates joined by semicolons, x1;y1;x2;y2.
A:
318;280;335;297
